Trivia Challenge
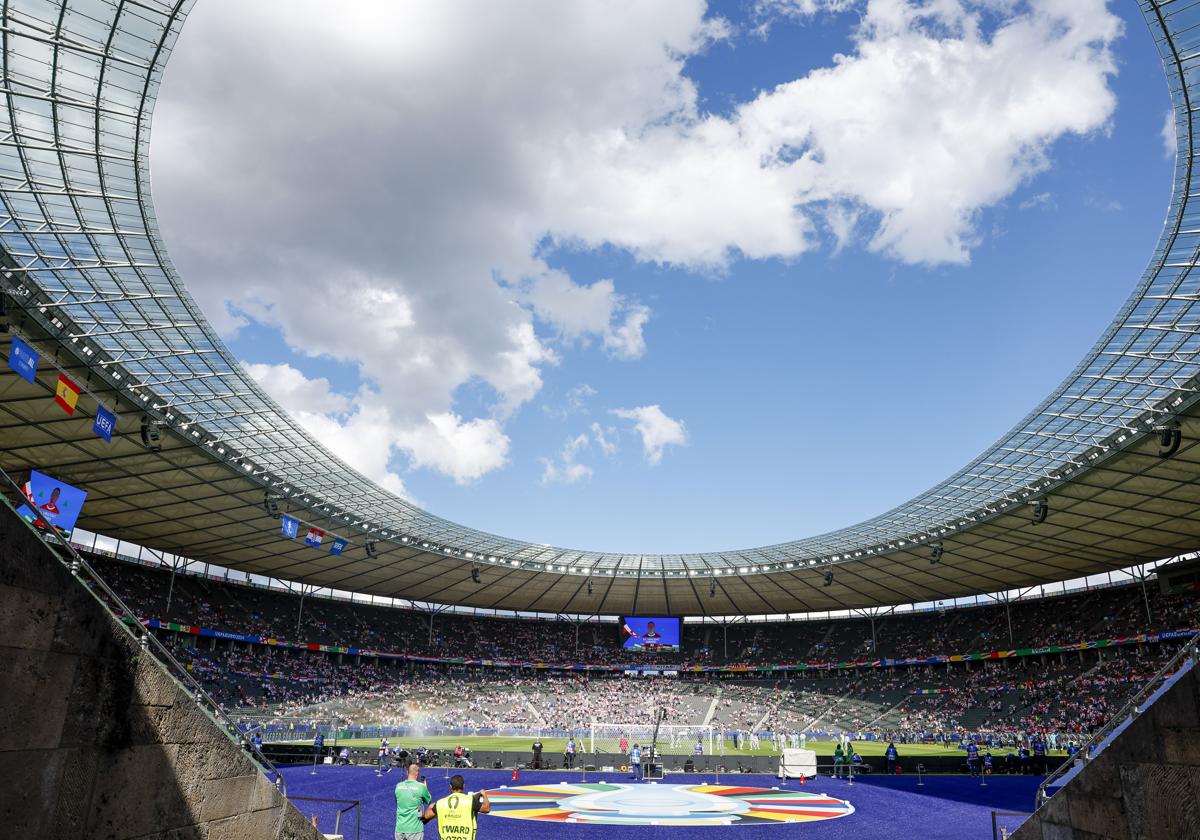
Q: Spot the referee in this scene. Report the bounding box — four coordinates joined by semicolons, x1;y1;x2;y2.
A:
425;775;490;840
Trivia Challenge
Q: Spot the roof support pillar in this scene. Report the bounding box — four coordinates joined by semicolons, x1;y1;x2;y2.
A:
296;584;316;636
162;553;183;617
1133;565;1154;625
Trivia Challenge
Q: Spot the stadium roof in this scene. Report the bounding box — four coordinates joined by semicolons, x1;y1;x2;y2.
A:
3;0;1200;615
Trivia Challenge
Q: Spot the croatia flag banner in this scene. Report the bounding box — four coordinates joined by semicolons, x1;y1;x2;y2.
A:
280;515;299;539
55;373;81;415
305;527;324;548
329;537;348;555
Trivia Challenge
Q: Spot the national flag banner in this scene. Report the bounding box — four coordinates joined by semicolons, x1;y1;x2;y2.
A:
93;405;116;443
7;335;39;383
280;515;299;539
329;537;348;555
54;373;81;415
305;527;324;548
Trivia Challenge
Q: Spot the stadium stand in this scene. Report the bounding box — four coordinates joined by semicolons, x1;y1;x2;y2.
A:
79;551;1199;753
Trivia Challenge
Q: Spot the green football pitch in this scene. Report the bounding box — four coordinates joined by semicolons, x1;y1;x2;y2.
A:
278;734;1030;758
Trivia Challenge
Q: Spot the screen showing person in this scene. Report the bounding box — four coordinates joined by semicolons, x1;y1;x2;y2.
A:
621;616;681;651
16;470;88;539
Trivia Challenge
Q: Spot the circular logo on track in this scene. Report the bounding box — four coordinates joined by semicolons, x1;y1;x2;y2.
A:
484;783;854;826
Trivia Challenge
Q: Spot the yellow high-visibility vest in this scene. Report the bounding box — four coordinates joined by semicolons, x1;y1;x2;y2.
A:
435;791;477;840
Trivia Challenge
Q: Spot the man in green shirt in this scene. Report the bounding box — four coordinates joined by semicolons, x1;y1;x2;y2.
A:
395;763;431;840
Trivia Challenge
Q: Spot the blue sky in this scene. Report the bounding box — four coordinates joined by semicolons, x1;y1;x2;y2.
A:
156;0;1173;554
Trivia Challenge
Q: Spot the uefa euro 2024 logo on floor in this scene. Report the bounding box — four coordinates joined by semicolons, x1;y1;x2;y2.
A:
484;783;854;826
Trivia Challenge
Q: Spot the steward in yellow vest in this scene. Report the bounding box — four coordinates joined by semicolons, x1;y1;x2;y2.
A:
424;774;491;840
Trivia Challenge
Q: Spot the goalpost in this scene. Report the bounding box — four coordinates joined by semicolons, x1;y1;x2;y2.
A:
589;722;714;755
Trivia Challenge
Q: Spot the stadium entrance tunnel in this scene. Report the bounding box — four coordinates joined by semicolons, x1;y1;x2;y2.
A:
0;500;324;839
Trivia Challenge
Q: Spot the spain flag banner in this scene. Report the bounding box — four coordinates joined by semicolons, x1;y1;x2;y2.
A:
55;374;81;415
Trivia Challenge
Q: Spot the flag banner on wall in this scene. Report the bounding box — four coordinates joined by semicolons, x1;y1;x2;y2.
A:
54;374;81;414
329;537;348;555
7;336;39;383
93;405;116;443
305;527;324;548
280;515;299;539
16;469;88;540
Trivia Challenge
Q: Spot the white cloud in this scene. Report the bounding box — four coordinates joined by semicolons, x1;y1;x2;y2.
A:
611;405;688;465
244;362;509;489
603;304;652;360
543;383;598;421
523;272;650;359
243;363;411;498
540;433;595;485
755;0;858;23
725;0;1122;265
395;413;511;484
1018;192;1054;211
591;422;619;456
242;362;350;415
1163;110;1178;161
540;422;620;483
156;0;1121;486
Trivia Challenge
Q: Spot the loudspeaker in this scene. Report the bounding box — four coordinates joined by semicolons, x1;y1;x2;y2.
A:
140;416;162;452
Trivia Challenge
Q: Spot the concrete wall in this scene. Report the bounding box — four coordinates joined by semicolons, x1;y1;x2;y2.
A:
1013;661;1200;840
0;506;326;840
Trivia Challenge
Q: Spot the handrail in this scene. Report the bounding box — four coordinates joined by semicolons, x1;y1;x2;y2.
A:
288;796;362;840
991;811;1033;840
0;465;290;800
1034;633;1199;809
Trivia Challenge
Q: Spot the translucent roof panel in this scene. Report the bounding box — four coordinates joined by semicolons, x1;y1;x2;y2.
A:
1;0;1199;578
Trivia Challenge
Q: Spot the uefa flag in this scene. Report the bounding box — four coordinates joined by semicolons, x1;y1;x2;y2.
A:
7;335;39;383
305;527;324;548
54;374;81;415
93;405;116;443
329;537;348;555
280;515;299;539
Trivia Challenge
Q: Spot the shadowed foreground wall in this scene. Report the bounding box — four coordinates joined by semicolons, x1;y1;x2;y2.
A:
1013;659;1200;840
0;506;325;840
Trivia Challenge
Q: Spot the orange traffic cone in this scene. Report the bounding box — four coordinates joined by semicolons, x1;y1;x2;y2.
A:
799;775;805;786
512;768;519;782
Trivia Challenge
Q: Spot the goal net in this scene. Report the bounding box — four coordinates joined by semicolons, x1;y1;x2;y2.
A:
589;723;714;755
